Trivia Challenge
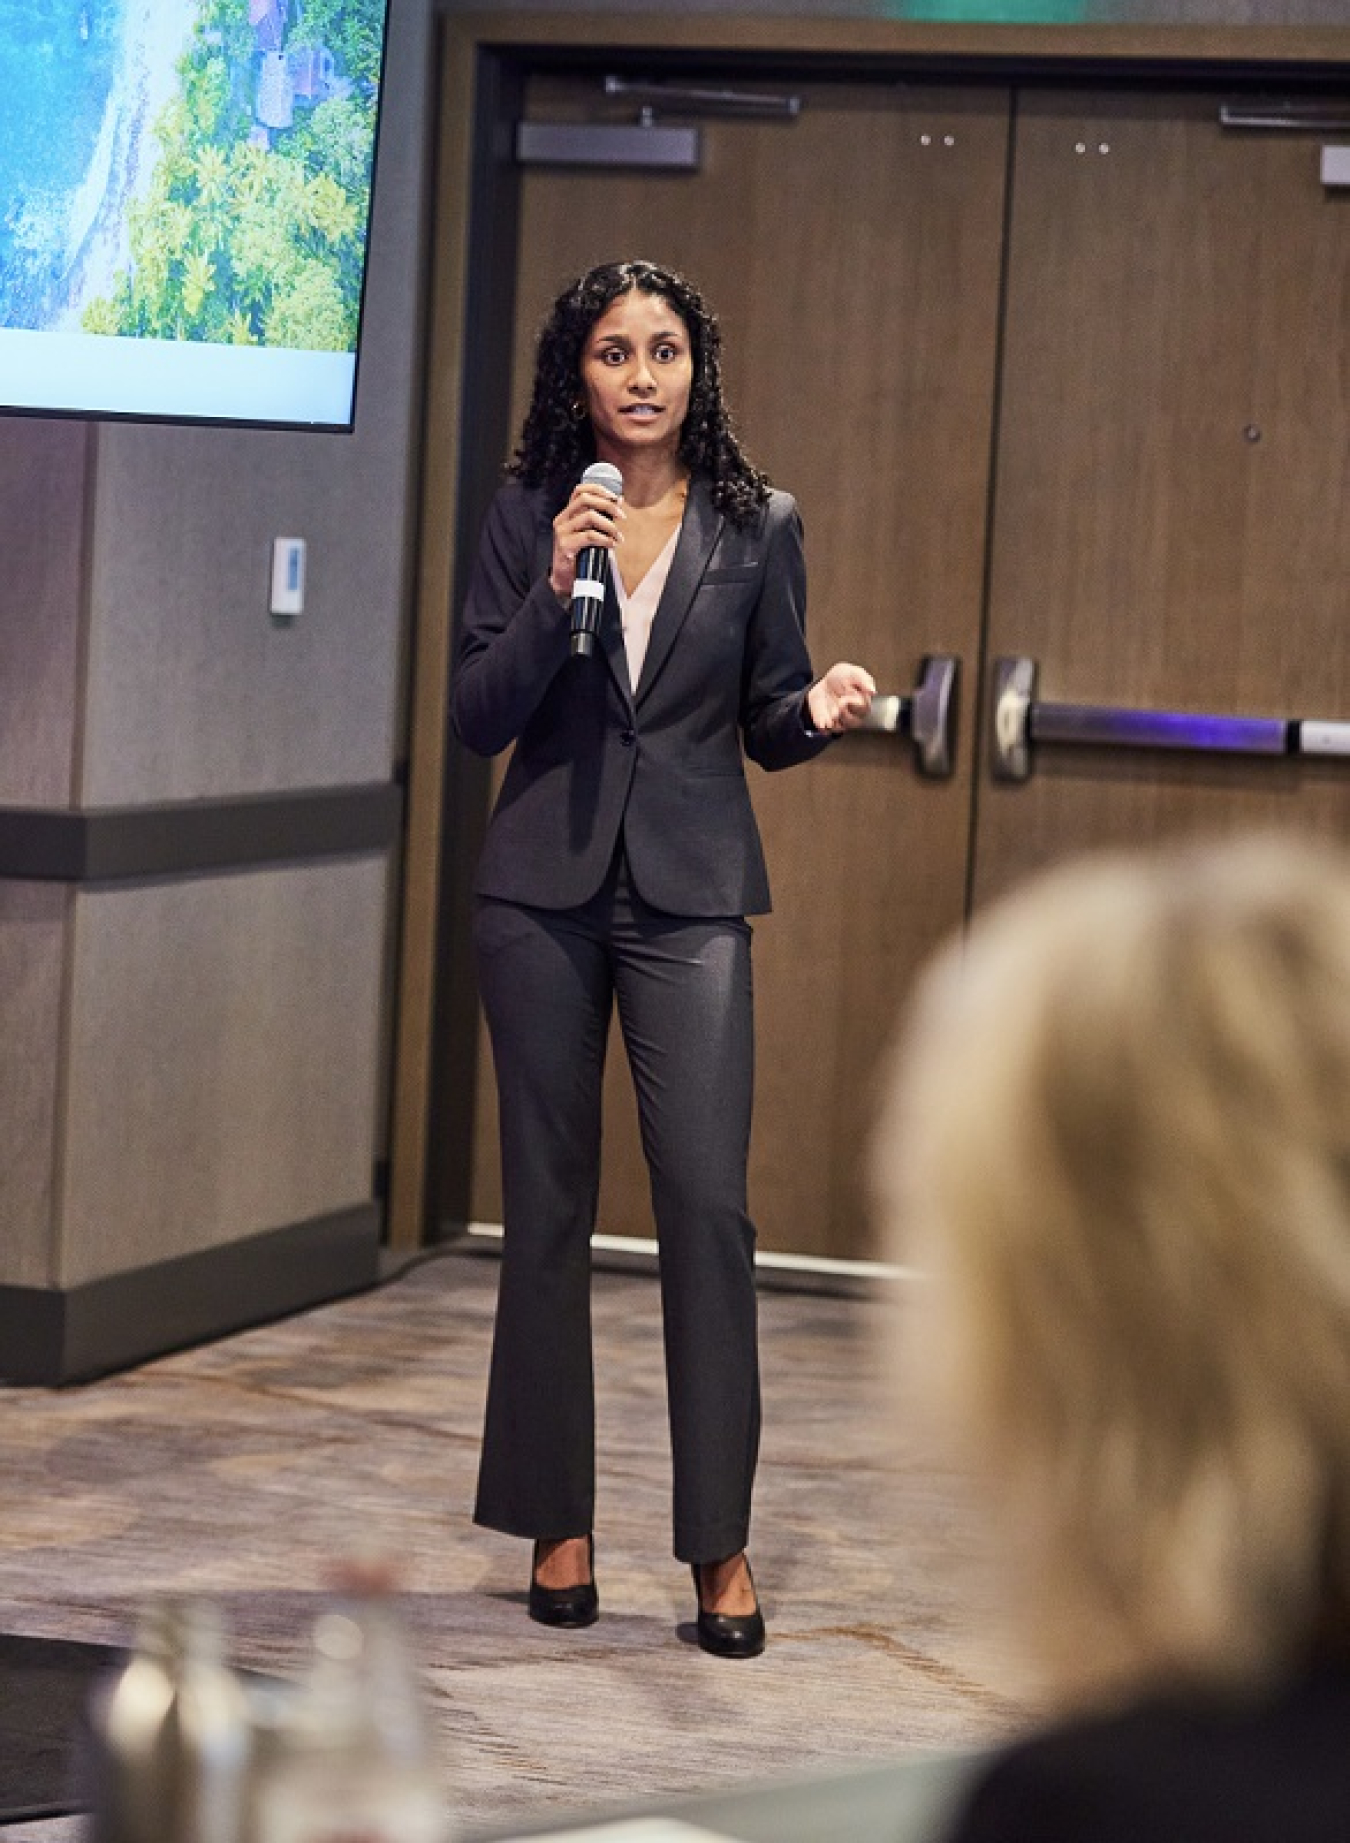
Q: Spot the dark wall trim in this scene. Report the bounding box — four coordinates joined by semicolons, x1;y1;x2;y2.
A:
508;43;1350;89
0;1204;382;1386
423;41;523;1237
0;782;402;884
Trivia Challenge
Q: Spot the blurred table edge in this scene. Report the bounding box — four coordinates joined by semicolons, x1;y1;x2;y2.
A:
475;1747;987;1843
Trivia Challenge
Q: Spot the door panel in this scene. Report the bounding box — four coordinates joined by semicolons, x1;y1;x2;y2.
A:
466;77;1350;1264
973;91;1350;903
470;78;1011;1260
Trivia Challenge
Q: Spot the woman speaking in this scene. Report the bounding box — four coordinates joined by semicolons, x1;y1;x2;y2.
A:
452;259;874;1659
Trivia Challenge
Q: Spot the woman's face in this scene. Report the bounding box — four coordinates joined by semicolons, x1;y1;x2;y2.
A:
579;289;694;465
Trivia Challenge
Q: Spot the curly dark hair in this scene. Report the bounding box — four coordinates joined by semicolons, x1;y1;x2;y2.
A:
508;259;771;529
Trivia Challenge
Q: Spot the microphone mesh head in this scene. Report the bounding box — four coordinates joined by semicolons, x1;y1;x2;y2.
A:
581;461;624;498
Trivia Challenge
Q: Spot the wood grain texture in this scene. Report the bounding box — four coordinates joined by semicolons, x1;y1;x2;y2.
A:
419;21;1350;1262
470;77;1009;1261
975;89;1350;901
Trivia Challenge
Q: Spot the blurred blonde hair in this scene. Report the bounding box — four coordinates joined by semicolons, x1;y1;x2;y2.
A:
872;835;1350;1701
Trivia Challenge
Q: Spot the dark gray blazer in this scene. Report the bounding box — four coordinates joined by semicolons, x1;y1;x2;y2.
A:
452;475;830;917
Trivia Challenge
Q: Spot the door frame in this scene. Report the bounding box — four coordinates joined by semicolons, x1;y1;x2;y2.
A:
385;9;1350;1252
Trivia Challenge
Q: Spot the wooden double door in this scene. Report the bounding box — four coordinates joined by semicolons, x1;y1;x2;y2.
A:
465;73;1350;1263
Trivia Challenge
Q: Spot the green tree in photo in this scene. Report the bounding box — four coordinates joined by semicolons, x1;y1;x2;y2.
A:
289;96;375;197
286;0;385;90
82;0;384;352
193;144;231;214
265;259;349;349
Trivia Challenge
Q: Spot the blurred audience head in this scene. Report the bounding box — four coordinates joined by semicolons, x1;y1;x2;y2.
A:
872;835;1350;1703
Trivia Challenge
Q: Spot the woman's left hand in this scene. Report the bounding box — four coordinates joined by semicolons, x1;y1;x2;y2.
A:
808;663;877;734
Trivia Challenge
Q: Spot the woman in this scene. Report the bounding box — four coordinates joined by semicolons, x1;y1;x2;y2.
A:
453;259;875;1657
872;834;1350;1838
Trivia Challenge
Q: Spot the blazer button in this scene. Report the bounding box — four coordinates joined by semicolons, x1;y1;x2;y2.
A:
620;728;636;747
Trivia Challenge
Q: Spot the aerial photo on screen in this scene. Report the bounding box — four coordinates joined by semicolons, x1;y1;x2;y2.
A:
0;0;386;422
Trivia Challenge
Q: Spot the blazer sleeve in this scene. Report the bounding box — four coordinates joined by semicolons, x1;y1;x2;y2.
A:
451;485;572;759
739;494;833;772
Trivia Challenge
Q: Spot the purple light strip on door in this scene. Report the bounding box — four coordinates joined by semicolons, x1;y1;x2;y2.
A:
1031;704;1291;755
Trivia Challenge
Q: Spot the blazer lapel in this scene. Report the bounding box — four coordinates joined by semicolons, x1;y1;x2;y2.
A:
599;564;634;708
634;479;723;706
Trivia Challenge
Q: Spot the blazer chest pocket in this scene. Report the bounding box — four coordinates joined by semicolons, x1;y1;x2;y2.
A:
702;563;760;585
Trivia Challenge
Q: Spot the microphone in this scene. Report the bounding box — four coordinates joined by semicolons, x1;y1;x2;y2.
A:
569;462;623;658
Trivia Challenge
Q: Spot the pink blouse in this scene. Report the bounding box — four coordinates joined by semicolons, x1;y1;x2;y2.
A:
611;526;680;691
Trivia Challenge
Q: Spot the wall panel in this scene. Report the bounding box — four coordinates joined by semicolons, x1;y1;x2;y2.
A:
57;857;390;1287
0;0;431;1374
0;883;69;1289
0;422;89;807
81;424;405;805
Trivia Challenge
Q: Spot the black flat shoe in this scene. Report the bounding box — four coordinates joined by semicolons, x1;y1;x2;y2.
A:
528;1536;598;1628
691;1558;765;1659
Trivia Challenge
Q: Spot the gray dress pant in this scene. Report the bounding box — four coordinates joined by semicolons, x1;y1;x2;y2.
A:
471;853;760;1564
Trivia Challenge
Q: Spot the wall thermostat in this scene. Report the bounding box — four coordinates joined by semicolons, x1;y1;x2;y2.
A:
270;537;307;617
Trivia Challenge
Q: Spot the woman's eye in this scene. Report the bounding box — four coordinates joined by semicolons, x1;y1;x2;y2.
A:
655;345;679;362
601;349;626;365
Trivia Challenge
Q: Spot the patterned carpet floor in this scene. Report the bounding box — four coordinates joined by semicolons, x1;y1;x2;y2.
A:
0;1251;1033;1839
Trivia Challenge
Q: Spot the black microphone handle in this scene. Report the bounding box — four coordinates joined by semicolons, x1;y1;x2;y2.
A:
569;545;609;658
567;461;623;658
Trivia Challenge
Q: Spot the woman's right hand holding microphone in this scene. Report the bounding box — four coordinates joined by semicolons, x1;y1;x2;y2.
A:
550;481;625;603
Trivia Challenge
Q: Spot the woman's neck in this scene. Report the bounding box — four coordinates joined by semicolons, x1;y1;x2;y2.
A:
594;444;689;510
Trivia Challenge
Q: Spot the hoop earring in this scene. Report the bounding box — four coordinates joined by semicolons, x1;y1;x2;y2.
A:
569;397;588;424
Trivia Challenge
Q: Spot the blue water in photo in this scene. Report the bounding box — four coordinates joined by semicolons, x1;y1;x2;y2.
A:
0;0;126;328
